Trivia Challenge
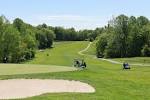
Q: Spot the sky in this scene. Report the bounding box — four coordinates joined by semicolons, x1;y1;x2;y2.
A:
0;0;150;30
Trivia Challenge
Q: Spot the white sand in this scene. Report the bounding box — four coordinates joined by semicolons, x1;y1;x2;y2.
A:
0;79;95;99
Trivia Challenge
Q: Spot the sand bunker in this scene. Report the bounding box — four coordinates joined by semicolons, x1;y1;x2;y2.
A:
0;79;95;99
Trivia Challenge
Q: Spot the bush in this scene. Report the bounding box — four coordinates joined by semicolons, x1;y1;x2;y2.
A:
141;45;150;56
96;33;108;58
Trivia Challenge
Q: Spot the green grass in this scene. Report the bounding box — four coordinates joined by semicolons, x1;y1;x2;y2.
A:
83;41;96;55
0;64;76;75
0;41;150;100
112;57;150;65
26;41;89;66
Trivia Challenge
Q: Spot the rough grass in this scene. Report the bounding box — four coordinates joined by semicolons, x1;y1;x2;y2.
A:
0;41;150;100
112;57;150;65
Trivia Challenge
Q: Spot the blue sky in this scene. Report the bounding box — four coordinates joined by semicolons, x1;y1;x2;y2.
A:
0;0;150;30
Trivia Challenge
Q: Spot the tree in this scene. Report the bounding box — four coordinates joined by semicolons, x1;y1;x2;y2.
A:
96;14;150;58
137;16;149;27
45;29;55;48
13;18;26;34
0;24;20;63
141;45;150;56
36;28;55;49
54;27;65;40
114;15;129;57
96;33;108;57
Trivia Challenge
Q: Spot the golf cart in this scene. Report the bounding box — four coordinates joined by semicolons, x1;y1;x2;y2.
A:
74;59;86;68
123;63;131;69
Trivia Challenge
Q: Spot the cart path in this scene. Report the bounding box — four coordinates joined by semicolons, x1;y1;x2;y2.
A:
96;57;150;66
78;42;92;56
80;42;150;67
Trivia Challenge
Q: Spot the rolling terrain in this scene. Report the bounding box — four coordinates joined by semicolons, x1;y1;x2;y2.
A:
0;41;149;100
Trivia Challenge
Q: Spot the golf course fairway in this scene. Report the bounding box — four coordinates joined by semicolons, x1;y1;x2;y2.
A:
0;41;150;100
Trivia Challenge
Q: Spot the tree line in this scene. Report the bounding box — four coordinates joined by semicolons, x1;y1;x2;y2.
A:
0;15;101;63
96;14;150;58
39;24;102;41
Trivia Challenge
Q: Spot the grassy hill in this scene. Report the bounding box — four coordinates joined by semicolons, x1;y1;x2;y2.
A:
83;41;96;56
26;41;89;66
0;41;150;100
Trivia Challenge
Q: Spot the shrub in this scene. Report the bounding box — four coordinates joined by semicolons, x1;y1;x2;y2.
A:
141;45;150;56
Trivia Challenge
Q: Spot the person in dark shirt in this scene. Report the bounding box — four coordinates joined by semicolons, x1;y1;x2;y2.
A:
123;62;130;69
123;62;126;69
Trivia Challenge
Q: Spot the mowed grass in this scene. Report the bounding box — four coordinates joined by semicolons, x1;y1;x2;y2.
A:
112;57;150;65
26;41;89;66
0;64;76;75
83;41;96;55
0;41;150;100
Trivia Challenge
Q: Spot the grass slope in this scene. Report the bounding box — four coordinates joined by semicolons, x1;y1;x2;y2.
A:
26;41;89;66
83;41;96;55
112;57;150;65
0;41;150;100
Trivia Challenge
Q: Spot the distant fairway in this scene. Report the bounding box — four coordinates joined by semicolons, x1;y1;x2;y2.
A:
27;41;89;66
0;64;76;75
